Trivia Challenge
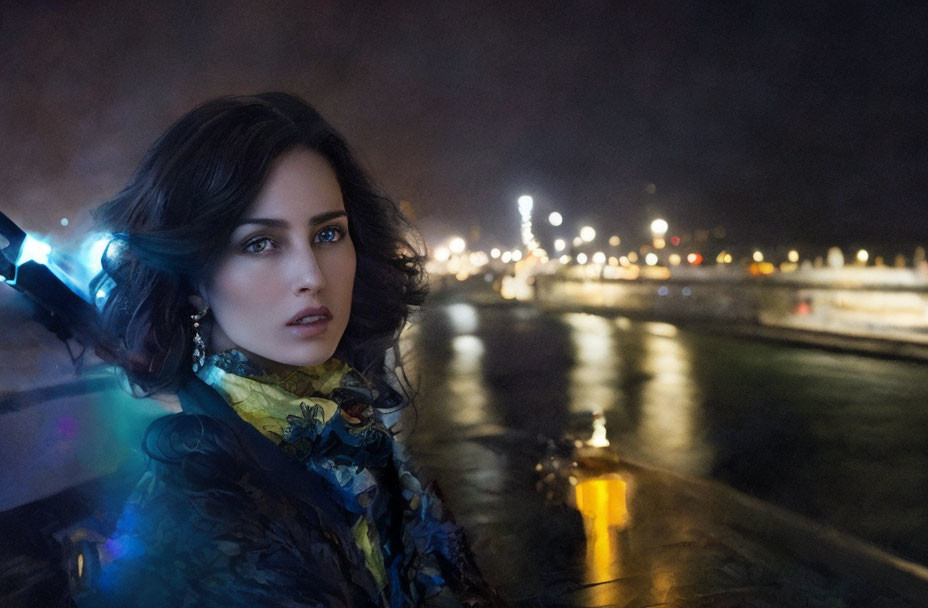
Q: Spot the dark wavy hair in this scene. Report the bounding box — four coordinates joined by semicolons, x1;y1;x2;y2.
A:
92;92;427;396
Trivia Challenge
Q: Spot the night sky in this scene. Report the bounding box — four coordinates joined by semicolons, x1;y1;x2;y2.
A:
1;1;926;254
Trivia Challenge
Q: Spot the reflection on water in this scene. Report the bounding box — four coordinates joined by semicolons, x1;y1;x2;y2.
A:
637;322;711;473
448;334;495;427
409;301;928;567
573;474;629;596
565;313;617;421
445;302;480;334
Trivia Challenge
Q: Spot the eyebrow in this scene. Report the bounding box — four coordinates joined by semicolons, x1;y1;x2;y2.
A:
235;210;347;229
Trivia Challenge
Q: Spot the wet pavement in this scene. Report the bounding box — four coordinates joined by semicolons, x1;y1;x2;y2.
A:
406;429;927;607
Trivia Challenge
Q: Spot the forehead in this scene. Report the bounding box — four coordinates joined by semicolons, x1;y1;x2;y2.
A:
247;147;344;218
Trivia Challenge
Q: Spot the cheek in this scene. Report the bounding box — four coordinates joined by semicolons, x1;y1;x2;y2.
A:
206;262;264;319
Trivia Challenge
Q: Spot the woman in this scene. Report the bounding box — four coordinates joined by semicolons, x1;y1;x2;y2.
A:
73;93;497;607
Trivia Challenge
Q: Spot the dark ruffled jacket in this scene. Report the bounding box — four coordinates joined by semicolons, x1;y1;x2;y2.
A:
70;375;499;607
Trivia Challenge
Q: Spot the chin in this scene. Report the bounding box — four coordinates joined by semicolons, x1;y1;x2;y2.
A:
281;344;340;368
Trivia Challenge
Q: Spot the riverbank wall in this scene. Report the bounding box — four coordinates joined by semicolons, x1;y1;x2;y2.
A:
531;272;928;362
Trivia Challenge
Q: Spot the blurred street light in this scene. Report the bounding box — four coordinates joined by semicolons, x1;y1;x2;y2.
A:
752;250;764;262
548;212;563;226
608;235;620;246
554;238;566;252
788;249;799;263
580;226;596;242
449;237;466;255
650;218;668;235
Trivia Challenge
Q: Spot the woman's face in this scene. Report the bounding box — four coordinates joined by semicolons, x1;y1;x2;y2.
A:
203;147;356;373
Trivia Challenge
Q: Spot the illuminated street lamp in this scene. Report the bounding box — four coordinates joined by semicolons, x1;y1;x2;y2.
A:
490;248;501;259
554;238;566;252
788;250;799;263
517;195;537;249
592;251;606;264
449;237;466;255
856;249;869;264
576;252;588;264
579;226;596;242
752;250;764;263
650;219;668;250
645;252;659;266
608;235;620;247
650;218;668;235
548;212;563;226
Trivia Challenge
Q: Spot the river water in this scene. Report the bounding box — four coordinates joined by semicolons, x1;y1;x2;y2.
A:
402;298;928;567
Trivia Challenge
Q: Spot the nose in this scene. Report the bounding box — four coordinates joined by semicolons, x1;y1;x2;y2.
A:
290;246;326;295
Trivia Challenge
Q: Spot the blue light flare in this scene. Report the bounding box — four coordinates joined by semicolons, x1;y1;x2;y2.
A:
16;234;52;266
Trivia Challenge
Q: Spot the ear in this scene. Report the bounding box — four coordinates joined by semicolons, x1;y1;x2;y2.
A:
189;293;208;312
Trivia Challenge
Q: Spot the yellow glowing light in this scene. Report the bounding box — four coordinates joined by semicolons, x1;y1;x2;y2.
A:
78;553;84;578
573;236;583;247
752;250;764;262
628;251;639;263
668;254;681;266
554;238;566;252
608;256;619;266
574;475;629;590
608;235;620;247
580;226;596;242
577;252;588;264
533;248;548;258
650;218;668;235
645;252;659;266
857;249;869;263
448;237;466;255
511;250;523;261
455;271;469;281
490;248;501;259
501;251;512;263
619;256;630;266
653;237;666;249
749;261;775;275
548;212;563;226
559;254;570;264
592;251;606;264
724;253;733;264
434;247;451;262
788;249;799;263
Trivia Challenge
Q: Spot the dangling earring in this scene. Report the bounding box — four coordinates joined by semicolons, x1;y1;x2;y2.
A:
191;306;208;372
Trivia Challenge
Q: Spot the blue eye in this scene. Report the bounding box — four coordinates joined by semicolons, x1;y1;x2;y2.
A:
314;226;344;244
